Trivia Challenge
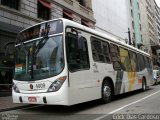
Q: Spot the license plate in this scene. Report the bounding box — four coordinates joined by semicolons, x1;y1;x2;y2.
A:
28;97;37;102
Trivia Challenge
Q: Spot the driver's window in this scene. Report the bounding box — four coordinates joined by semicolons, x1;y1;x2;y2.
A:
66;30;90;72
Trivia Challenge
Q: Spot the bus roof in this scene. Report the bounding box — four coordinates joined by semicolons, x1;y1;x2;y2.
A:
19;18;150;57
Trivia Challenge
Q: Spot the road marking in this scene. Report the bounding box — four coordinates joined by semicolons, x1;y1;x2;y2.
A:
94;90;160;120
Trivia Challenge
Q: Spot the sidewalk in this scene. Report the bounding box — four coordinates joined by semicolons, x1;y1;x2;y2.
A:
0;93;29;112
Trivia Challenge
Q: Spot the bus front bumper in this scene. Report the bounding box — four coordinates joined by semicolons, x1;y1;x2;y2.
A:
12;91;68;105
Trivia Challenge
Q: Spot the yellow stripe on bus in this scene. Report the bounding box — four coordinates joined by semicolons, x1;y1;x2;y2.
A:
128;72;136;91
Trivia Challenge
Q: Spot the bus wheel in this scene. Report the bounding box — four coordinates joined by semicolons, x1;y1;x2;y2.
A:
101;81;112;103
142;78;146;91
154;79;158;85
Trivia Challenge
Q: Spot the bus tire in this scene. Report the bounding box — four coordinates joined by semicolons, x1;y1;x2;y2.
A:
142;78;146;91
154;79;158;85
101;80;112;103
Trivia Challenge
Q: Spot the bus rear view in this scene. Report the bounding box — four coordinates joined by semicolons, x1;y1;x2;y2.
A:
13;19;69;105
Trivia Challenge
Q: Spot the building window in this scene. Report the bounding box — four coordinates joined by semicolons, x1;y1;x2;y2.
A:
131;10;133;17
133;32;135;39
1;0;20;10
132;21;134;29
130;0;132;6
78;0;85;6
140;24;142;30
63;10;73;20
139;13;141;20
137;2;139;10
81;19;89;27
38;0;51;20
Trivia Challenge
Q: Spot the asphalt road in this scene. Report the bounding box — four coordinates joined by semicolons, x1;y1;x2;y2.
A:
1;84;160;120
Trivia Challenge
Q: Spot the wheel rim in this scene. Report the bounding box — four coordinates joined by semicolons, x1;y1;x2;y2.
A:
103;85;111;98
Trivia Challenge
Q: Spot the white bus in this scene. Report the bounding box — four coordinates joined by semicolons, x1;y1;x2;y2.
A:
13;18;153;105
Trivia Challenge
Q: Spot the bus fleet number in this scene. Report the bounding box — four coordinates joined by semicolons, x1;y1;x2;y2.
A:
36;83;45;89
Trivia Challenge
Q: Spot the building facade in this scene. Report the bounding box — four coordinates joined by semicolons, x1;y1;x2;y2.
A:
154;1;160;64
139;0;160;66
92;0;130;43
0;0;95;90
129;0;160;66
129;0;142;48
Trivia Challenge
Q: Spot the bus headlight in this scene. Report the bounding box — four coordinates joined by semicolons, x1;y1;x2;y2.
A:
13;83;20;93
47;76;67;92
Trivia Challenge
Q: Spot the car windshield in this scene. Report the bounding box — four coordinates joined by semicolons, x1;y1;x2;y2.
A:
14;35;64;81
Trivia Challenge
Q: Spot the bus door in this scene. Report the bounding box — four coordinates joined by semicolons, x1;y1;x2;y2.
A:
66;27;94;102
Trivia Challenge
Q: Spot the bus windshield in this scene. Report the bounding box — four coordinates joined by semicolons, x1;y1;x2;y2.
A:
14;35;64;81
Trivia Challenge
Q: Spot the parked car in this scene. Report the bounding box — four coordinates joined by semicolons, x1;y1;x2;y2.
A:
153;70;160;85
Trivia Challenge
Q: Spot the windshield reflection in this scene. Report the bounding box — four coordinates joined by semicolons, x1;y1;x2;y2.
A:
14;35;64;81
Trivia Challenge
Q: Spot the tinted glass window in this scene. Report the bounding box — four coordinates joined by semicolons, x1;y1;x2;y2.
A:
110;44;121;70
119;47;132;71
15;35;64;81
102;42;111;63
92;39;104;62
66;32;90;71
137;54;145;71
148;58;152;69
16;20;63;44
144;56;151;69
1;0;20;10
129;51;138;72
91;37;110;63
38;0;50;20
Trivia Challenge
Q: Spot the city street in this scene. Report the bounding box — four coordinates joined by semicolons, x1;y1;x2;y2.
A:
1;84;160;120
0;0;160;120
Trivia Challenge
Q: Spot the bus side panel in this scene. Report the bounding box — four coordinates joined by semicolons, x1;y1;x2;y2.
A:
68;71;101;105
121;68;152;94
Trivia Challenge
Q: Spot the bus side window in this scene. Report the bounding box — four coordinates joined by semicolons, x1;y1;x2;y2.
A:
102;42;111;63
119;47;132;71
91;37;110;63
144;56;151;69
77;36;90;68
91;39;104;62
66;32;90;71
129;51;138;72
110;44;121;71
137;54;145;71
147;58;152;69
